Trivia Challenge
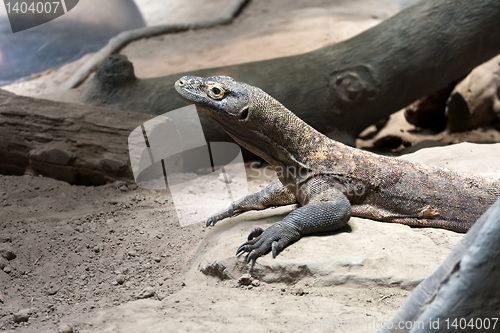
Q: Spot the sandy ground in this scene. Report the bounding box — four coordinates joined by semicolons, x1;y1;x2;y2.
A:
1;1;499;332
0;166;410;333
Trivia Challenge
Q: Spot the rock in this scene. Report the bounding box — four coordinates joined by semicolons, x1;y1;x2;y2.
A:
0;243;16;260
115;274;126;285
292;286;307;296
13;308;36;323
114;180;131;192
0;257;7;269
156;291;167;301
0;234;12;243
251;280;260;287
137;287;155;299
400;143;500;179
197;210;453;287
3;266;12;274
238;274;253;286
1;0;144;85
114;181;128;191
117;267;130;275
128;250;138;257
58;324;74;333
47;286;59;296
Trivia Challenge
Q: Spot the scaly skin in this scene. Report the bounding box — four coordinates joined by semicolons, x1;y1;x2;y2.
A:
175;76;500;262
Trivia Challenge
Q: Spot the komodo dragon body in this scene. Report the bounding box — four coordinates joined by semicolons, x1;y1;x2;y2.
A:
175;76;500;262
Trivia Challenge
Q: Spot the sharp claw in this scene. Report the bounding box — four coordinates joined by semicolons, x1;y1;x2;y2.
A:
271;241;278;258
246;250;257;263
236;243;247;256
206;216;216;227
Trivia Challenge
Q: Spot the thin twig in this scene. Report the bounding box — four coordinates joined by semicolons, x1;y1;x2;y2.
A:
34;255;43;265
61;0;250;90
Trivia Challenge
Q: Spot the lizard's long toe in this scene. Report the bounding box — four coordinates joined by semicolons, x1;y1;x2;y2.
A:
235;235;269;260
271;241;279;258
244;240;273;263
206;205;236;227
247;227;264;240
236;243;250;256
235;236;261;256
246;249;264;263
236;245;244;256
206;216;217;227
236;223;301;262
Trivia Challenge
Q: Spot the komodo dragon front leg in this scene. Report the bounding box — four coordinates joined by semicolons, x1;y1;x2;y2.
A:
206;180;297;226
208;178;351;261
236;183;351;262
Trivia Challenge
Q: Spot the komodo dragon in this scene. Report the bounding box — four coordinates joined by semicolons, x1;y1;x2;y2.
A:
175;75;500;262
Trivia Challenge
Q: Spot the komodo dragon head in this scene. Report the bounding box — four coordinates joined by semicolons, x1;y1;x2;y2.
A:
175;75;323;170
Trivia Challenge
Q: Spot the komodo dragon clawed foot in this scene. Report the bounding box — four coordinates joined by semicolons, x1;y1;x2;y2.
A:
235;199;351;262
236;224;301;262
206;205;236;227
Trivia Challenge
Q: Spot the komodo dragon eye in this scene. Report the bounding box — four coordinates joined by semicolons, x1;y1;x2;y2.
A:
206;82;225;100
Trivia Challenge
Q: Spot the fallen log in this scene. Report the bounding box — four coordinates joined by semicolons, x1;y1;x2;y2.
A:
0;89;152;185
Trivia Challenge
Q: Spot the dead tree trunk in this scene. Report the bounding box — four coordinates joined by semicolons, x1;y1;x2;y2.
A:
0;89;151;185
